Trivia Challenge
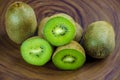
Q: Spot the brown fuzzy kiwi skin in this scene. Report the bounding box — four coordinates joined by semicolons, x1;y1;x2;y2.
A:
83;21;115;59
52;41;85;58
38;17;49;38
74;22;83;42
38;13;83;42
5;1;37;44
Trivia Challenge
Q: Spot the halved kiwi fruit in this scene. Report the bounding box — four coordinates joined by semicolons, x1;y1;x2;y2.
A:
52;41;86;70
38;13;83;46
20;36;53;66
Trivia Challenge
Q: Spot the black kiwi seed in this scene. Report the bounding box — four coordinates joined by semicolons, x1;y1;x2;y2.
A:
36;54;39;57
29;52;32;54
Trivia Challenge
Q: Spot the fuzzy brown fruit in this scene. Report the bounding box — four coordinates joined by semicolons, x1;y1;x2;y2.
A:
83;21;115;59
5;1;37;44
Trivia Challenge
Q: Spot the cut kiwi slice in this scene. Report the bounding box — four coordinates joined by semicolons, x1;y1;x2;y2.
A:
20;36;53;66
38;13;76;46
52;41;86;70
43;16;76;46
38;13;83;43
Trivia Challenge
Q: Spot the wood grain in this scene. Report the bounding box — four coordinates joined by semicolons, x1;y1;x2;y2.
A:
0;0;120;80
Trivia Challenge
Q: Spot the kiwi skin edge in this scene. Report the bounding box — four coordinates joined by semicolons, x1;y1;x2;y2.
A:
53;41;85;57
5;1;37;44
83;21;115;59
74;22;83;42
38;13;83;42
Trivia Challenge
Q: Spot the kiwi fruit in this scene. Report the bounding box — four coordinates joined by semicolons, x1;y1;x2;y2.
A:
52;41;86;70
20;36;53;66
83;21;115;59
38;17;49;38
74;22;83;42
5;1;37;44
38;13;83;46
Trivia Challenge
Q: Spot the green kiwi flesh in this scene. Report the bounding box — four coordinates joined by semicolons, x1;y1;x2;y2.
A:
52;41;86;70
5;2;37;44
43;16;76;46
20;36;53;66
83;21;115;59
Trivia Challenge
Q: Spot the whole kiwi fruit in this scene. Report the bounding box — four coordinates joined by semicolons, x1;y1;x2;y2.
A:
83;21;115;59
5;1;37;44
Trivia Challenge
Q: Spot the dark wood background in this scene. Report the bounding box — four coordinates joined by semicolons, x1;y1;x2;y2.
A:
0;0;120;80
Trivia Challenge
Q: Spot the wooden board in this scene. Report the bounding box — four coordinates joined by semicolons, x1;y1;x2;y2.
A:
0;0;120;80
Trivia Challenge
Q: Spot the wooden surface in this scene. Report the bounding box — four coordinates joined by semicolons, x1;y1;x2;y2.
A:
0;0;120;80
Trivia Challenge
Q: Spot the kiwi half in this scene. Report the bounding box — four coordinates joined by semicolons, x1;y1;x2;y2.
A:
20;36;53;66
52;41;86;70
38;13;83;46
5;2;37;44
83;21;115;59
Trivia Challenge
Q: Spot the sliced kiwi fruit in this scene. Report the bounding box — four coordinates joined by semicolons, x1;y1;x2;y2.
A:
83;21;115;59
20;36;53;66
5;1;37;44
52;41;86;70
38;13;83;46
